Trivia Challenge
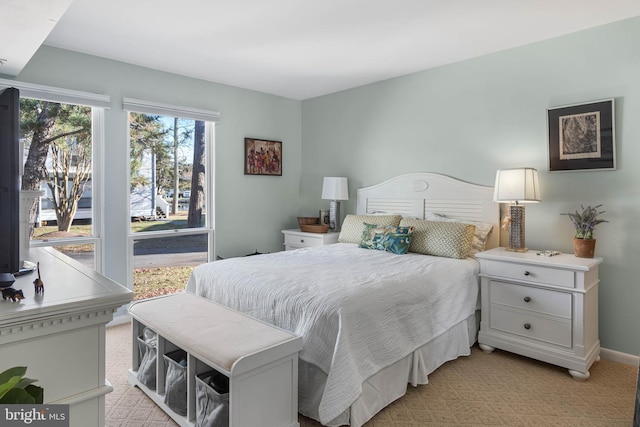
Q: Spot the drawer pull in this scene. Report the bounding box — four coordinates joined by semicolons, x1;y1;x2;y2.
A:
524;323;531;330
523;271;531;276
524;296;531;303
300;239;305;243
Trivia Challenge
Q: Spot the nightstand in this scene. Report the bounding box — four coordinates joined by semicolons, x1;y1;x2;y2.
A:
476;247;602;380
281;229;339;251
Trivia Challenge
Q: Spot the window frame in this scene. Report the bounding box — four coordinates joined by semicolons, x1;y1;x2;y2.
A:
123;98;218;293
0;78;109;273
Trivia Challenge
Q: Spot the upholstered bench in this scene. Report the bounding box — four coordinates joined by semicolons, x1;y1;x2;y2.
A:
128;292;303;427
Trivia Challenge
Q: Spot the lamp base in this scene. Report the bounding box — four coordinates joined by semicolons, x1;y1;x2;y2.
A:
329;200;341;231
505;246;529;253
507;204;527;252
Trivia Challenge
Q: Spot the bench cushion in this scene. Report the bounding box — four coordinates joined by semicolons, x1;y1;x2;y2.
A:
129;292;297;372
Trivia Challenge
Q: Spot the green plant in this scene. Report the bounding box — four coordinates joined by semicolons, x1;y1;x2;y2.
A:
0;367;44;404
562;204;608;240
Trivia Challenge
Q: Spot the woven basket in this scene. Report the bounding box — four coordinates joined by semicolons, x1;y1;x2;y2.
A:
297;217;320;227
300;224;330;233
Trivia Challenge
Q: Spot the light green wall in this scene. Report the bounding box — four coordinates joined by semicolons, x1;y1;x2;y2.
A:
301;17;640;355
9;46;302;287
7;17;640;355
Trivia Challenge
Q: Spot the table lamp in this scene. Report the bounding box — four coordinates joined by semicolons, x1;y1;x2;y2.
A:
493;168;541;252
322;177;349;231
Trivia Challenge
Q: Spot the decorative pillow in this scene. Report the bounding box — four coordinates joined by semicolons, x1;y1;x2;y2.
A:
338;214;402;243
425;213;494;256
359;224;414;255
399;218;475;259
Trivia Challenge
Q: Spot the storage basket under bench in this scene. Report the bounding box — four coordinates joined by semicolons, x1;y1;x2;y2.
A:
127;292;303;427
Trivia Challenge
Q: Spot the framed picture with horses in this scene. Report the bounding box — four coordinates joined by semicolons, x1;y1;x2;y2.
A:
244;138;282;176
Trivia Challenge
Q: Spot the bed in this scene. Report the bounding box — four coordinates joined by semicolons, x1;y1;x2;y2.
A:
186;172;500;426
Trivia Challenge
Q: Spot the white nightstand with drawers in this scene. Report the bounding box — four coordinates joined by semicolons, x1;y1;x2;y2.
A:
282;229;339;250
476;247;602;380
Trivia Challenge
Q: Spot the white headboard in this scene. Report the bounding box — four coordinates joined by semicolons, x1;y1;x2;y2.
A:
356;172;500;249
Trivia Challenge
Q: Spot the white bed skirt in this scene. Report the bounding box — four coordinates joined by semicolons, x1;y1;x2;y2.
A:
299;311;479;427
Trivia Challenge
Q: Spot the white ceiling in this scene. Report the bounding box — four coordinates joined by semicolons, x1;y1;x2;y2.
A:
0;0;73;75
3;0;640;100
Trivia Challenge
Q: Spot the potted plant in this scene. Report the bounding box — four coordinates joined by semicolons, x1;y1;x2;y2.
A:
0;367;43;404
562;204;608;258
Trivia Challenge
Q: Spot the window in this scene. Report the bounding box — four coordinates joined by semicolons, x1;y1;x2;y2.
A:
124;98;218;300
0;78;110;272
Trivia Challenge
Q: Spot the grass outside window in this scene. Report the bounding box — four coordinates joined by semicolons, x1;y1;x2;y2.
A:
32;213;204;300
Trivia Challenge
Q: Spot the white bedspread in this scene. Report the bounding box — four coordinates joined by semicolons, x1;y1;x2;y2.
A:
186;243;479;424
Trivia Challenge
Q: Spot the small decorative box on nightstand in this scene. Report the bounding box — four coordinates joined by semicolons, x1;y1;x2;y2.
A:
282;229;339;251
476;247;602;380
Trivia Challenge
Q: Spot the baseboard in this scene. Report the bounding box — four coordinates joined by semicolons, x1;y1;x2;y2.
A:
601;347;639;367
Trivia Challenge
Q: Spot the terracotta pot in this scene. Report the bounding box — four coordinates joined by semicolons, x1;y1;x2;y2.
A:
573;238;596;258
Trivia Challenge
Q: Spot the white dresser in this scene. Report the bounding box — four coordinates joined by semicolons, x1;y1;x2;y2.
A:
281;229;339;250
476;247;602;380
0;248;133;426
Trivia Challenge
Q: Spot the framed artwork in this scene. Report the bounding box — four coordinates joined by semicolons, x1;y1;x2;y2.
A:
244;138;282;176
547;99;615;172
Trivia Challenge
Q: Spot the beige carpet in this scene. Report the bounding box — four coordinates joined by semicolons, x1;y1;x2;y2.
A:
106;322;637;426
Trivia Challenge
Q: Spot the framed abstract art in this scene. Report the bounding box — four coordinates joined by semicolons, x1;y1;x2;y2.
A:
547;99;615;172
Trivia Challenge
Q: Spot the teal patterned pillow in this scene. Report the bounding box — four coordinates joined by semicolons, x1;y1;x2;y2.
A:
338;215;402;243
399;219;475;259
359;223;414;255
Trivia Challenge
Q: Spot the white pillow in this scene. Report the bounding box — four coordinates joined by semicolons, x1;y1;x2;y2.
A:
425;213;493;256
368;211;419;220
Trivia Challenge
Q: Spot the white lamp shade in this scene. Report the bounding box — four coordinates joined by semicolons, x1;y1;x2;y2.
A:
493;168;541;203
322;177;349;201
